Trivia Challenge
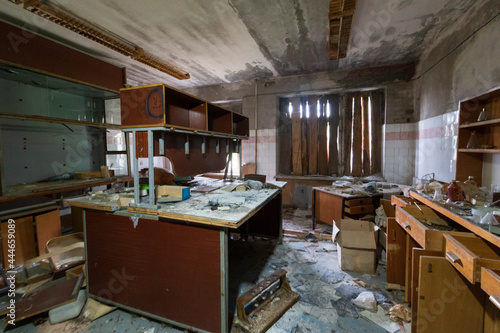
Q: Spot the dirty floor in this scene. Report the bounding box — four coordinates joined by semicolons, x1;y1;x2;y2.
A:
1;208;410;332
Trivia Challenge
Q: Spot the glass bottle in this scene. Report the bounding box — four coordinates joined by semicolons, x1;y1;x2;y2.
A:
448;180;464;201
466;131;480;149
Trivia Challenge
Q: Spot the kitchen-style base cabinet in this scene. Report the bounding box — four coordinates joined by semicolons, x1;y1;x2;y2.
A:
416;256;484;333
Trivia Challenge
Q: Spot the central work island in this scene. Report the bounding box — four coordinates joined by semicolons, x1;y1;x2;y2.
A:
65;181;284;333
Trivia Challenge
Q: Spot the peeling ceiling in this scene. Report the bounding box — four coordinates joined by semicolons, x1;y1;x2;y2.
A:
0;0;485;89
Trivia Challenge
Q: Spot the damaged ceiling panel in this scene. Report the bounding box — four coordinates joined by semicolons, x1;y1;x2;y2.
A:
329;0;357;60
0;0;490;88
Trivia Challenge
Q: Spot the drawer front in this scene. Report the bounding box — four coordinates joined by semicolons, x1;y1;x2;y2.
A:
344;205;374;215
345;198;372;207
444;235;477;284
481;268;500;297
395;207;427;247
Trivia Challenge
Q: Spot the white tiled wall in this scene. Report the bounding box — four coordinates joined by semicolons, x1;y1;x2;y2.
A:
242;129;277;181
415;111;458;182
383;123;416;185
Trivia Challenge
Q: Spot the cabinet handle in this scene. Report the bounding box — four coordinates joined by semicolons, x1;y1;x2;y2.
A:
491;295;500;310
402;222;411;230
446;251;461;264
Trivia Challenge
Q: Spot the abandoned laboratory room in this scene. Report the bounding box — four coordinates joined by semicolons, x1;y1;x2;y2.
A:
0;0;499;332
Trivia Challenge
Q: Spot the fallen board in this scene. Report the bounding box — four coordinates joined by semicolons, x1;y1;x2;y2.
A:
0;275;83;322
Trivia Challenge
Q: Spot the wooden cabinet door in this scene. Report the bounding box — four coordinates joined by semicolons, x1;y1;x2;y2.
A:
386;217;406;285
35;209;61;254
411;248;441;333
1;216;36;266
416;256;484;333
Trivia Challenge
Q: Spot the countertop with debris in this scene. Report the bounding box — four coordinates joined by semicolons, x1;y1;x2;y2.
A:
64;178;285;228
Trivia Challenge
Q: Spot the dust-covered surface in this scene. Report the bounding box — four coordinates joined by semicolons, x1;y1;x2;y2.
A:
158;188;280;223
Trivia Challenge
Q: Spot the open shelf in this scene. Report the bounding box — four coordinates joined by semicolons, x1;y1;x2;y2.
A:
207;104;232;134
0;176;132;202
233;113;249;136
0;112;121;129
458;148;500;153
459;118;500;128
456;87;500;186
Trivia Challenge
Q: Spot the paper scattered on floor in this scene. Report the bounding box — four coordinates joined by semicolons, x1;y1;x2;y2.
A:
361;305;400;333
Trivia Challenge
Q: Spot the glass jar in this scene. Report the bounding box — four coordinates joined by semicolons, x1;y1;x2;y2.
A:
448;180;463;201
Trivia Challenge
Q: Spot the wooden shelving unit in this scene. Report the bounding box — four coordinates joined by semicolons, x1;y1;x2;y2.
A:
456;87;500;186
120;83;249;138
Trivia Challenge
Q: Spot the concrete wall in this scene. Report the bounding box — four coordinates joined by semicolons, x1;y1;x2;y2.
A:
413;0;500;185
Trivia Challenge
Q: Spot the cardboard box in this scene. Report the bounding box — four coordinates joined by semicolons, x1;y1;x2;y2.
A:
332;219;379;274
156;185;190;202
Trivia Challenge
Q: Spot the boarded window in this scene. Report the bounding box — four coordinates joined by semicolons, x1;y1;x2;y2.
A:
278;91;384;177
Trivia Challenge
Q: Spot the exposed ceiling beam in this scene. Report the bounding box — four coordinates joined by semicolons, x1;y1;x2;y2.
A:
329;0;357;60
10;0;190;80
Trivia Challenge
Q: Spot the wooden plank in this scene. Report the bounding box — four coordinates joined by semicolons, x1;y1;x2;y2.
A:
279;98;292;175
361;92;371;175
301;97;309;175
411;248;441;333
328;95;340;176
370;91;383;174
85;211;222;333
1;216;36;266
342;94;353;176
318;99;329;175
34;209;61;255
351;93;362;177
417;256;484;332
308;96;319;175
291;98;303;176
386;218;406;285
0;275;83;321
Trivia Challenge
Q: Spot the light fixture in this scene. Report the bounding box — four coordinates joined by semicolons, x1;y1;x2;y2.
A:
329;0;357;60
13;0;190;80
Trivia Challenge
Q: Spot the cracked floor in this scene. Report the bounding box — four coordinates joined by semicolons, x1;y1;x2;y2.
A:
2;208;410;332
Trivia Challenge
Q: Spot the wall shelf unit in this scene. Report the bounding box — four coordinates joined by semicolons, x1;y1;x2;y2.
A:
456;87;500;186
120;83;249;210
121;83;249;138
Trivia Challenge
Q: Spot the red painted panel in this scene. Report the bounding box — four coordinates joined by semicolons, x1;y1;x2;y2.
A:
85;211;222;332
0;21;125;92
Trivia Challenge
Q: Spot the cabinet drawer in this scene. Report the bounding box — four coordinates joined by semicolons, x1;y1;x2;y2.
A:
395;206;465;251
391;195;415;207
344;205;374;215
444;234;500;284
481;268;500;310
345;198;372;207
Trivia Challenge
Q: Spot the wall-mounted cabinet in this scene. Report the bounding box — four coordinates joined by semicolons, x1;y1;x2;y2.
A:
121;83;249;138
457;87;500;186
